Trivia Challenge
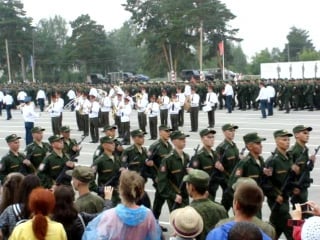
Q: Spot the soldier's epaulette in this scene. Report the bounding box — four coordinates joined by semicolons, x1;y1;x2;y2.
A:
163;152;174;159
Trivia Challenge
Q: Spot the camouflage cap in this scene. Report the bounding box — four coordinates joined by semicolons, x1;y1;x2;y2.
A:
243;132;266;144
103;125;117;132
199;128;216;137
31;126;45;133
130;129;146;137
158;125;172;131
100;136;116;144
5;134;21;143
222;123;239;131
183;169;209;187
273;129;293;138
48;135;63;143
60;126;71;132
232;177;257;191
66;165;94;183
170;130;190;140
293;125;312;134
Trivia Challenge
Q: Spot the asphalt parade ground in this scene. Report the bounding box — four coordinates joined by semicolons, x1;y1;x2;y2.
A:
0;106;319;239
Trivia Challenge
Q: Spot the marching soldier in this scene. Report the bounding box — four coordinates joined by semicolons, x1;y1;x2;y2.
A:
60;126;81;158
121;129;151;207
0;134;34;181
264;130;295;240
158;130;190;212
288;125;316;206
25;127;51;170
91;136;122;205
148;125;173;231
223;132;266;213
92;125;123;161
215;124;241;203
38;135;75;189
193;128;220;201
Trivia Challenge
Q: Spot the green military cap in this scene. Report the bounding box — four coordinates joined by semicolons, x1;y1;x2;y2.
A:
31;126;45;133
170;130;190;140
5;134;21;143
222;123;239;131
48;135;63;143
103;125;117;132
293;125;312;134
243;132;266;144
273;129;293;138
66;165;94;183
232;177;257;191
130;129;146;137
199;128;216;137
183;169;209;187
60;126;71;132
100;136;115;144
158;125;172;131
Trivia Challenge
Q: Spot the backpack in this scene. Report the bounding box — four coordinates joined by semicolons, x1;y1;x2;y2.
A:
12;204;28;226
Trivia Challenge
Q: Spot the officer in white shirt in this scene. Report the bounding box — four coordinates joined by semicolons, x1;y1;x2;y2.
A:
159;89;170;126
17;90;27;105
67;89;76;111
135;93;149;133
189;87;200;132
21;96;39;145
168;94;181;131
176;86;186;127
266;82;276;116
47;94;62;135
222;81;234;113
146;95;160;140
3;91;14;120
100;92;112;128
120;97;132;145
89;94;100;143
36;88;46;112
255;81;269;119
205;85;218;128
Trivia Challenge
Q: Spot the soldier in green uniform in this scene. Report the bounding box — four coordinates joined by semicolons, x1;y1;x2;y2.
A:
60;126;81;158
0;134;35;181
264;130;295;240
216;124;242;208
223;132;266;214
25;127;51;169
158;130;190;212
184;169;228;240
148;125;173;225
192;128;219;201
38;135;75;189
121;129;152;208
92;125;123;161
288;125;316;207
91;136;121;205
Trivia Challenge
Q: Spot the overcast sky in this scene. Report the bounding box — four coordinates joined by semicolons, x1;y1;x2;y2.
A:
22;0;320;60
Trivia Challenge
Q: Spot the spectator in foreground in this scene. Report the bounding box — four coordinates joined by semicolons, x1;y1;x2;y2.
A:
228;221;262;240
82;170;162;240
169;206;204;240
0;175;41;239
9;187;67;240
206;183;271;240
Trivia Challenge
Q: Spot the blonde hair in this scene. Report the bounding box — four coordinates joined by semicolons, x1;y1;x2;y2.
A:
119;171;145;204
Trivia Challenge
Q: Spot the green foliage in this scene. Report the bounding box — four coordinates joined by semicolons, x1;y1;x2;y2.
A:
298;49;320;61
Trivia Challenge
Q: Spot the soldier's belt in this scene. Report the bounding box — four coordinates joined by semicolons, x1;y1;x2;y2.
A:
51;165;61;170
203;166;213;170
171;169;181;174
248;175;259;178
102;169;113;173
129;162;140;165
10;164;19;169
227;156;236;160
276;170;287;174
169;180;181;194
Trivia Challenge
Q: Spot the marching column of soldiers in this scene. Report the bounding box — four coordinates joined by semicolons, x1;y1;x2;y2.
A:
0;78;319;240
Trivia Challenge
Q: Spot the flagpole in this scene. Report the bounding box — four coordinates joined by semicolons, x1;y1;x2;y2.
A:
222;40;225;81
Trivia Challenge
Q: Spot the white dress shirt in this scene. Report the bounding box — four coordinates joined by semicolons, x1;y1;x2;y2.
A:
190;93;200;107
89;101;100;118
120;103;132;122
256;87;269;101
205;92;218;107
146;102;159;117
223;83;234;96
22;103;39;122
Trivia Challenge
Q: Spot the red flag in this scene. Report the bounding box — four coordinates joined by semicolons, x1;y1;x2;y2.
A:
218;41;224;56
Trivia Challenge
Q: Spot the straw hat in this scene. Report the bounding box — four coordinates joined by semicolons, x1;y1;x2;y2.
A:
169;206;203;238
301;216;320;240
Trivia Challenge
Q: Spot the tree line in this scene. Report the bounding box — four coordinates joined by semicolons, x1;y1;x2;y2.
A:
0;0;319;83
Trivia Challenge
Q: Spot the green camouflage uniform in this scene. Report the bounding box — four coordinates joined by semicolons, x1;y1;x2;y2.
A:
25;141;51;169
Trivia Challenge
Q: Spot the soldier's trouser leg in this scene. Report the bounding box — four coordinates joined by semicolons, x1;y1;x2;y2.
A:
153;190;166;219
207;108;215;127
268;199;293;240
178;109;184;126
122;121;130;144
221;188;234;212
170;114;179;131
138;112;147;132
90;117;99;142
260;100;267;118
208;182;219;202
149;117;157;139
137;192;151;208
76;110;83;130
167;197;189;212
160;109;168;125
51;116;60;135
100;111;109;127
83;114;89;136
